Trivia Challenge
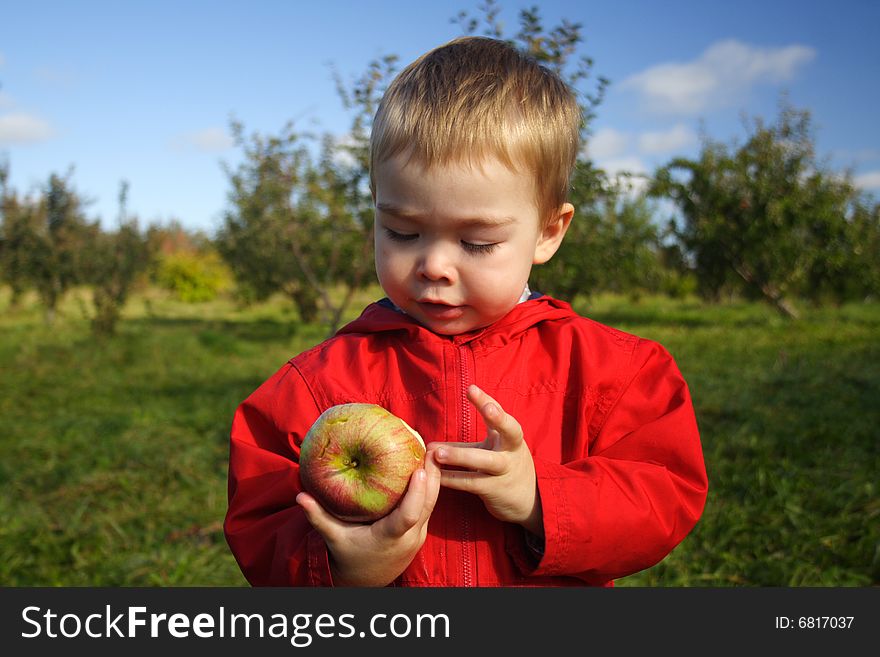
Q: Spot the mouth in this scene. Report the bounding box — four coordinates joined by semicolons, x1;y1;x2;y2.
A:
416;300;465;321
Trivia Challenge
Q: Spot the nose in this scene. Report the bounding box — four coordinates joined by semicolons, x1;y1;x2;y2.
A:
416;241;455;283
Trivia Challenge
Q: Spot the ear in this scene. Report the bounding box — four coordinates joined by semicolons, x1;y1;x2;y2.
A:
533;203;574;265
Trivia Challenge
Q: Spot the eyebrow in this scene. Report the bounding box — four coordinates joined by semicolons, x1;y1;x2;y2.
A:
375;202;517;228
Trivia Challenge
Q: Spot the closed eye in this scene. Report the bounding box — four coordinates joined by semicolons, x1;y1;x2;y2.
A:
383;227;418;242
462;241;498;255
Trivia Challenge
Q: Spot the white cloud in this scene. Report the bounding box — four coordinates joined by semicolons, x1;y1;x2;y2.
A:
586;127;629;160
0;112;55;144
621;39;816;115
171;127;234;153
854;170;880;190
329;133;360;168
596;156;649;177
638;124;698;155
593;156;652;195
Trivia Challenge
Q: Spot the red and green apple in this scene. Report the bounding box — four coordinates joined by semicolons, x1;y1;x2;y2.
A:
298;403;426;522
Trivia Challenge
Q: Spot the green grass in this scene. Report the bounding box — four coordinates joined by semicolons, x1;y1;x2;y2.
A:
1;287;877;586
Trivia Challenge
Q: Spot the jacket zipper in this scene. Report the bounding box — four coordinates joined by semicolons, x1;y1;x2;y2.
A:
457;341;475;587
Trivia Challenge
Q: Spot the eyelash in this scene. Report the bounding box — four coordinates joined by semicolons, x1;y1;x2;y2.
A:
383;228;498;255
383;228;417;243
462;241;498;255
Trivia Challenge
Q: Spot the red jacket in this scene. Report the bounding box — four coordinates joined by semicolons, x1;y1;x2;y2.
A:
224;295;708;586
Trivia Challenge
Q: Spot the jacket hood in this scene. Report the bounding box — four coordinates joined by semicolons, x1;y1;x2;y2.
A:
336;294;578;346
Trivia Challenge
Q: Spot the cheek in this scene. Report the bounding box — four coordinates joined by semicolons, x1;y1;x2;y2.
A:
474;251;533;296
491;246;533;278
375;245;407;285
374;238;393;269
466;258;525;296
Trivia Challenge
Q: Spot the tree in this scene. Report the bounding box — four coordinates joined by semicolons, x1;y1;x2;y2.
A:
218;50;397;335
217;120;377;334
651;103;873;317
532;169;666;300
84;181;152;336
844;199;880;301
0;159;41;306
297;134;377;332
2;165;154;332
530;163;605;300
217;121;317;318
799;189;880;304
7;171;96;324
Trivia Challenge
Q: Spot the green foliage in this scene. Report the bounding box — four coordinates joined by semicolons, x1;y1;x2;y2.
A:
1;169;153;334
86;224;152;336
82;182;153;336
0;161;41;305
216;121;376;333
216;48;393;333
1;171;98;323
155;250;232;302
804;195;880;304
533;169;671;300
652;102;880;317
216;122;317;312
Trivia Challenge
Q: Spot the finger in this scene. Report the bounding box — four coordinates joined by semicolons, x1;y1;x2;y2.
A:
296;492;346;539
436;468;492;494
377;468;426;538
422;451;442;514
427;438;495;455
433;443;507;475
466;385;524;450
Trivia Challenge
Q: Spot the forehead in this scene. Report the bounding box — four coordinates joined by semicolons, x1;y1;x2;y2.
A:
374;153;534;197
373;155;540;225
375;201;518;230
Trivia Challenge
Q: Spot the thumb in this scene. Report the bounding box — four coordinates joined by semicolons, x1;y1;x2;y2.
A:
296;492;343;537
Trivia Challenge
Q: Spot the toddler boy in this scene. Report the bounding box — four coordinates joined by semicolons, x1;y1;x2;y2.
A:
224;36;708;586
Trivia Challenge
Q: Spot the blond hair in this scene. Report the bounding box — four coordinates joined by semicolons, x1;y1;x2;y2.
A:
370;36;581;226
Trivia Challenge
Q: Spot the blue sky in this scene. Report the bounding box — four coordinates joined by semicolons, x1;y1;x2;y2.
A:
1;0;879;233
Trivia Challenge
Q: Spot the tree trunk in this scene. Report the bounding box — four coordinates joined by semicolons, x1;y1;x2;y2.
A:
291;285;319;324
732;262;800;319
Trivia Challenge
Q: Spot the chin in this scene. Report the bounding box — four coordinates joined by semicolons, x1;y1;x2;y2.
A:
414;314;473;335
422;314;493;336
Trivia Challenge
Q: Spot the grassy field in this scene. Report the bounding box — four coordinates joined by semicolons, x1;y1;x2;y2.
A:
1;286;877;586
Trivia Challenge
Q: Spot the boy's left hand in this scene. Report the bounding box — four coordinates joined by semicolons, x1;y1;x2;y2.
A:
427;385;543;538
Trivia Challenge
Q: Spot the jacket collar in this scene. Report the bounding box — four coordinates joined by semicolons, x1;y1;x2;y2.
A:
336;294;577;347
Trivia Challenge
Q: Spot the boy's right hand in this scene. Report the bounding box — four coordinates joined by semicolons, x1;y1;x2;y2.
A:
295;455;441;587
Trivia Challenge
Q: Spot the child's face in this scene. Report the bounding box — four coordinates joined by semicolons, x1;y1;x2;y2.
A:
373;154;568;335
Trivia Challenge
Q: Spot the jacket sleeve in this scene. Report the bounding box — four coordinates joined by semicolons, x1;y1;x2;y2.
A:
515;339;708;584
223;362;335;586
